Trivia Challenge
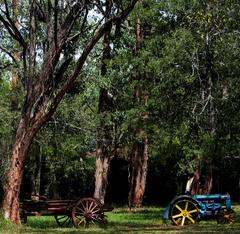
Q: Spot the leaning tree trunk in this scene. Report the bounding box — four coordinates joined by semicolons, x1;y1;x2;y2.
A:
3;117;44;223
128;14;149;208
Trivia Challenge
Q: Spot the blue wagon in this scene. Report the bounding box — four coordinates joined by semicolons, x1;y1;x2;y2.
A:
163;193;236;226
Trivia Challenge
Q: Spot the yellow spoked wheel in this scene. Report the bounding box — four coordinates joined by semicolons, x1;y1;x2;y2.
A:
170;199;199;226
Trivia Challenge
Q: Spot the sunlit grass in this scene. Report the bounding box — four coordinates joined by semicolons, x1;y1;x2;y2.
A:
0;205;240;233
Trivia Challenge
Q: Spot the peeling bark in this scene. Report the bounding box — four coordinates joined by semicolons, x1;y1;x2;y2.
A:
128;12;149;208
129;138;148;207
3;116;44;223
94;146;111;204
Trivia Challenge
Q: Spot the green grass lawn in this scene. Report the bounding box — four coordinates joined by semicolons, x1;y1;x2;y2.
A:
1;205;240;233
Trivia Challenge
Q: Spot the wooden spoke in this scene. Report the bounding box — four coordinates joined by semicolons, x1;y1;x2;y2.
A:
72;197;105;228
55;215;72;227
75;215;88;228
90;204;99;213
91;208;101;214
88;200;94;210
76;206;85;213
85;200;89;210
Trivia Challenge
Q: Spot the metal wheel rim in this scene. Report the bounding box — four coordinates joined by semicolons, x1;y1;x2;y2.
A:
170;199;199;226
217;209;236;224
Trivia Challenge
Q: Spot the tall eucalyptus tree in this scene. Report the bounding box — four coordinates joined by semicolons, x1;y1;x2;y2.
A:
128;3;149;207
94;0;113;204
0;0;138;224
187;0;240;193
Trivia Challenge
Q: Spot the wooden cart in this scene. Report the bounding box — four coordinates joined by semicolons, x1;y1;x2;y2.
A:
20;196;111;228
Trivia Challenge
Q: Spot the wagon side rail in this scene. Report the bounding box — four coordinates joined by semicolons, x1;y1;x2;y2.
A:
20;199;76;216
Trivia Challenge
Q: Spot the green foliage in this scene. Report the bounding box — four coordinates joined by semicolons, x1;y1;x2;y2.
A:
100;0;240;196
0;79;13;183
24;83;99;198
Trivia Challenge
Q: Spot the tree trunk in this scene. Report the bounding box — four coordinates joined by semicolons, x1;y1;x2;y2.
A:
94;145;111;204
129;138;148;207
31;143;42;200
202;166;213;194
205;30;215;194
94;88;113;204
238;176;240;202
94;1;112;204
189;169;201;195
3;118;42;223
128;11;149;208
94;23;113;204
197;5;216;194
11;0;21;110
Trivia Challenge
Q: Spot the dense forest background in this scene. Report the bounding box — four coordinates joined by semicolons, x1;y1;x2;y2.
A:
0;0;240;213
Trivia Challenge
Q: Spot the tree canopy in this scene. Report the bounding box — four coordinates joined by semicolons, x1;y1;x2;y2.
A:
0;0;240;224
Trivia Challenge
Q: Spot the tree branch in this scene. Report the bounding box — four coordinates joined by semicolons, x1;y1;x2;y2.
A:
51;0;138;110
58;2;85;46
0;63;13;70
0;1;27;48
0;46;16;63
54;0;58;48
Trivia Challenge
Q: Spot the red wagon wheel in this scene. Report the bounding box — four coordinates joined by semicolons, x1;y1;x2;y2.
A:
72;197;105;228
